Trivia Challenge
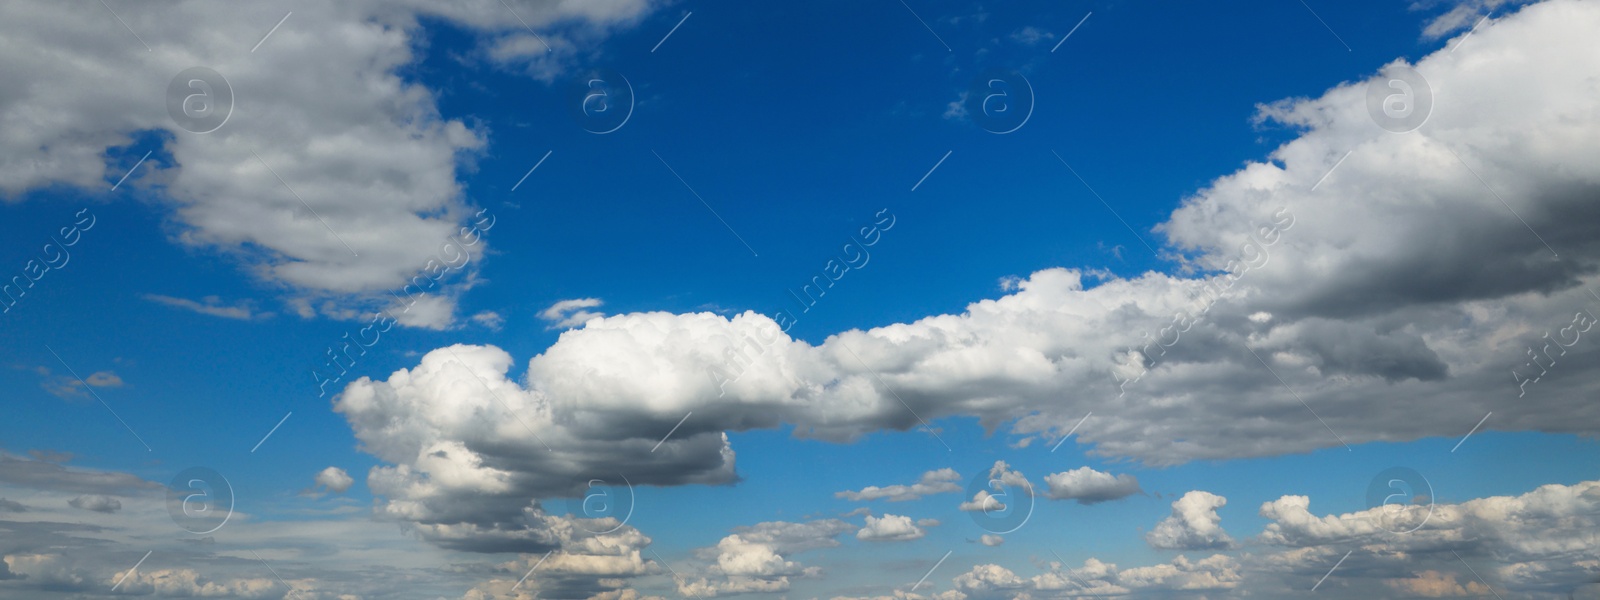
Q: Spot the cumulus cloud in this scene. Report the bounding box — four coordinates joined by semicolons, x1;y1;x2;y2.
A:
1146;491;1233;551
953;554;1242;599
331;0;1600;482
855;514;929;542
314;467;354;494
540;298;606;330
672;519;852;597
979;534;1003;547
1253;478;1600;596
837;468;962;502
302;2;1600;589
958;490;1004;513
1386;570;1494;597
958;462;1033;513
1041;467;1142;504
0;1;667;326
66;494;120;513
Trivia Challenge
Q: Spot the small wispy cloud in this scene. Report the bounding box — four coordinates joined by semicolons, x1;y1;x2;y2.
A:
143;294;273;321
538;298;605;330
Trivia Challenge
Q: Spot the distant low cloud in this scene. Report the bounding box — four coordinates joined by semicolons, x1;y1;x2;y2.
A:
1008;26;1055;45
0;453;157;495
68;494;121;513
836;468;961;502
30;366;124;400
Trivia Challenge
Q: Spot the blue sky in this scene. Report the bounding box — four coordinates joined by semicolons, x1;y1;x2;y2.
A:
2;0;1599;599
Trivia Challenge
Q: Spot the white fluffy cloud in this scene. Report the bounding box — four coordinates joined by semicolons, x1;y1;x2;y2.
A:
0;1;665;326
1146;491;1233;551
314;467;354;494
958;462;1033;513
950;554;1243;600
334;3;1600;503
855;514;930;542
672;519;852;597
304;1;1600;589
1041;467;1141;504
837;468;962;502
